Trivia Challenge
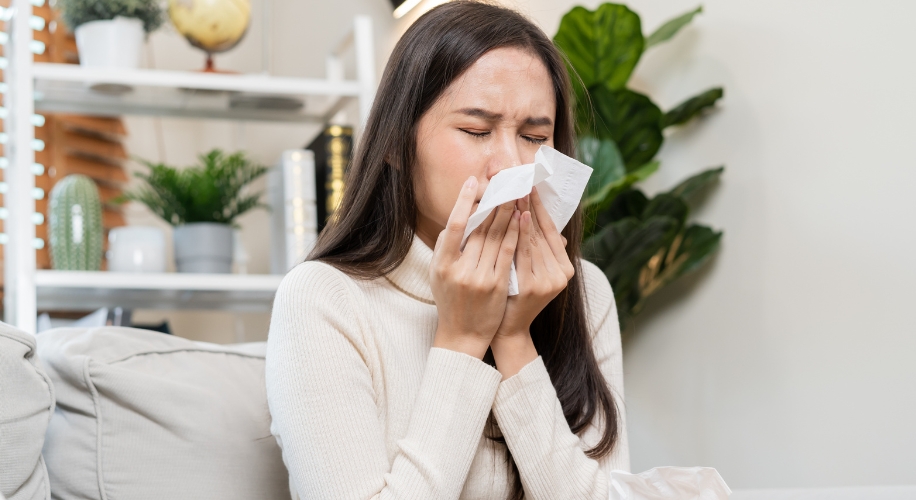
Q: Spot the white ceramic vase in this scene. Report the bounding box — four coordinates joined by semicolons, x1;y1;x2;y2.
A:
74;17;144;69
173;223;234;274
107;226;166;273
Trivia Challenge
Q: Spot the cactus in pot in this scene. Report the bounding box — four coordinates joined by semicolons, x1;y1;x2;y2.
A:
48;174;104;270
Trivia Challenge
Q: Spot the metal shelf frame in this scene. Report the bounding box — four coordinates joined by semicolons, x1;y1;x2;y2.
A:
2;2;376;333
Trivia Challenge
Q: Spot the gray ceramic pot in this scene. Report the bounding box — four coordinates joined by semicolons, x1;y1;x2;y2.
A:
172;223;233;273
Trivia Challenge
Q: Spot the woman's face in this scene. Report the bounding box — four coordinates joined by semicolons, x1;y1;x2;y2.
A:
413;46;557;248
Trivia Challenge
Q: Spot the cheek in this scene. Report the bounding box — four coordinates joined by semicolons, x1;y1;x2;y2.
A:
415;131;481;225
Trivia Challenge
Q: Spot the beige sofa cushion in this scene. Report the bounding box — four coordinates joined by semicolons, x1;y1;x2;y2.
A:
0;322;53;500
37;327;289;500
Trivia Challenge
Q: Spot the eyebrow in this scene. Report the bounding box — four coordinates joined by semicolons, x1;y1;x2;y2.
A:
455;107;553;127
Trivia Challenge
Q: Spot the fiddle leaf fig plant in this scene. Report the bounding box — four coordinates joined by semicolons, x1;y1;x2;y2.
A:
554;3;725;329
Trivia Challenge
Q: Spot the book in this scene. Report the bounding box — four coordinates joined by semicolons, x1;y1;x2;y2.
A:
306;125;353;232
268;150;318;274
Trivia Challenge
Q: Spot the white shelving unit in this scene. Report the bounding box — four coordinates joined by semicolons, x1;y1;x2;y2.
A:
1;0;376;333
35;271;284;312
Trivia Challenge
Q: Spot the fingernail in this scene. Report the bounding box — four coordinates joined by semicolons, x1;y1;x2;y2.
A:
513;210;520;220
465;176;477;189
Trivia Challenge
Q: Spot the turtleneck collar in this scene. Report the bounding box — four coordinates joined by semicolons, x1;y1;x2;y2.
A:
385;235;435;304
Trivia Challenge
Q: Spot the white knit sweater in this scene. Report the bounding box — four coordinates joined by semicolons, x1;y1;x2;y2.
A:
266;235;629;499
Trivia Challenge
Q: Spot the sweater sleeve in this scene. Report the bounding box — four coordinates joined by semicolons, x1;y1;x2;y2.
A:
266;262;503;500
491;261;630;499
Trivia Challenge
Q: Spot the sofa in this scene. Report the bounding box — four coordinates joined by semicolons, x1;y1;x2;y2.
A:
0;321;290;500
6;321;915;500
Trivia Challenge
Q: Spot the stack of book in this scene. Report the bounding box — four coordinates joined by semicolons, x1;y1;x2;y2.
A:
308;125;353;233
269;150;318;274
267;125;354;274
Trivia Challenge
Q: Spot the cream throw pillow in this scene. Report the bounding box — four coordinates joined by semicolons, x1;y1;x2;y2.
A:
0;322;53;500
37;327;289;500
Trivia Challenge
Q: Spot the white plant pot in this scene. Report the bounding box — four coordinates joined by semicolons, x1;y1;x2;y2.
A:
107;226;167;273
74;17;144;69
173;223;234;274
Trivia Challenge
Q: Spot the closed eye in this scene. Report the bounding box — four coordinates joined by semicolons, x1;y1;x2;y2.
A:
460;129;490;138
523;136;548;144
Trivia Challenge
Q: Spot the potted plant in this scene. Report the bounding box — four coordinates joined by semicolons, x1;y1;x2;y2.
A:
57;0;164;69
120;150;269;274
553;4;725;330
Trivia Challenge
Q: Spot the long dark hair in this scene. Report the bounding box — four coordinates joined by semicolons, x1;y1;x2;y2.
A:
310;1;619;497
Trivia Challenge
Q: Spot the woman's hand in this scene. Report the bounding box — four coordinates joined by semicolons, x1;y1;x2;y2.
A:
430;176;521;360
491;186;575;378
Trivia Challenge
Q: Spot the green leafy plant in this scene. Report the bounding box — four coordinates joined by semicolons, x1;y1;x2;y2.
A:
554;3;724;329
120;150;269;227
57;0;165;33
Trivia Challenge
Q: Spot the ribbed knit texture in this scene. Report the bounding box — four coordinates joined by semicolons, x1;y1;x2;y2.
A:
266;236;629;499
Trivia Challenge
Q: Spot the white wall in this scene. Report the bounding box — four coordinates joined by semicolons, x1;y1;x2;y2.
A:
126;0;916;489
508;0;916;490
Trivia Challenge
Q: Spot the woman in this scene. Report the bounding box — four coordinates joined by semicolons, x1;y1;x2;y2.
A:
266;1;629;498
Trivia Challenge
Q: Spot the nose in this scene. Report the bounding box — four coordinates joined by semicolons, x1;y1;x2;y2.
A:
485;131;523;180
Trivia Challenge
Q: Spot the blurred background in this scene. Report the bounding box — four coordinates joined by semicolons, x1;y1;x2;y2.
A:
1;0;914;492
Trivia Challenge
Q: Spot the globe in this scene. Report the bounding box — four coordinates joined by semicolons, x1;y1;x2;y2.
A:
168;0;251;70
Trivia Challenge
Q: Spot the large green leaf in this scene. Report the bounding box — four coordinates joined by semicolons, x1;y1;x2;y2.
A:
600;188;648;223
627;222;721;314
583;215;681;318
572;79;594;136
602;215;680;282
553;4;644;91
578;136;626;201
582;162;658;238
661;87;723;129
645;5;703;49
668;166;724;201
583;160;658;210
589;86;664;169
643;193;689;226
584;188;722;324
582;217;640;270
671;223;722;278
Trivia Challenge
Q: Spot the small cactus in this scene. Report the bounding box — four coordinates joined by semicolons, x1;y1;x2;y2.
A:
48;174;103;270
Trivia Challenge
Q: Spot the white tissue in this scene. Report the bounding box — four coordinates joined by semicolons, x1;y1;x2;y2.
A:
608;467;732;500
460;145;593;295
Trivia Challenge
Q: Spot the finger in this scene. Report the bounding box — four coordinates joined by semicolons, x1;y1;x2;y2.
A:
530;186;567;261
479;201;516;269
530;187;575;280
528;213;555;280
495;210;520;277
434;229;445;253
526;210;547;277
462;207;496;265
516;211;533;277
528;194;541;245
440;176;478;260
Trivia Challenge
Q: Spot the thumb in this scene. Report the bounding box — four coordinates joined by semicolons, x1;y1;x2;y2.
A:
434;230;445;253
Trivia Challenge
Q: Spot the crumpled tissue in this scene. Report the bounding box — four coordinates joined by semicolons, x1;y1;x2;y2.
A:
608;467;731;500
460;145;593;295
